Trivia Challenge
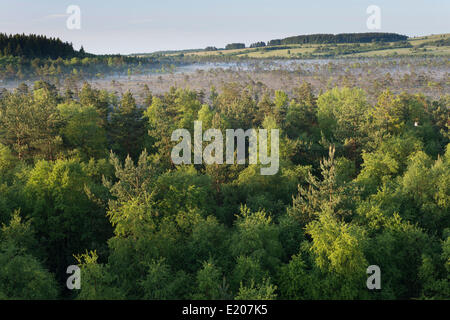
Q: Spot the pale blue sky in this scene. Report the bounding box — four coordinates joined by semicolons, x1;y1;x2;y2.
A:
0;0;448;54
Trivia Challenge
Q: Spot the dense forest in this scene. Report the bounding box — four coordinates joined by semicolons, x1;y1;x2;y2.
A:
0;79;448;299
267;32;408;46
0;33;162;82
0;33;82;59
0;54;162;82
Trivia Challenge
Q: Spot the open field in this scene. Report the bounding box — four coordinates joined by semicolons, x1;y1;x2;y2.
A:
156;33;450;60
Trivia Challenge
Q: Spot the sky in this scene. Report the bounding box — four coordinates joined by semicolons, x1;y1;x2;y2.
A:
0;0;448;54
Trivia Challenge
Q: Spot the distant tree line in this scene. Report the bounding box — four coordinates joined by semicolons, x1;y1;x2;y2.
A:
417;38;450;48
0;33;83;59
250;41;266;48
0;34;166;81
207;33;409;53
225;43;246;50
0;54;160;82
268;32;408;46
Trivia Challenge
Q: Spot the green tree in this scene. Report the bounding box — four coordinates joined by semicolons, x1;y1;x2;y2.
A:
58;102;107;159
109;91;145;160
24;158;111;278
193;260;222;299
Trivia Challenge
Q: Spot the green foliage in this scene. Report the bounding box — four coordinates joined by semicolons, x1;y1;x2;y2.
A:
141;258;191;299
23;157;111;275
185;216;230;273
0;86;62;160
0;79;448;300
306;208;367;276
193;260;222;299
235;278;277;300
230;206;282;278
289;146;356;224
58;102;107;159
356;133;423;194
0;242;59;299
75;250;125;300
109;91;146;160
0;211;58;299
317;87;370;146
268;33;408;46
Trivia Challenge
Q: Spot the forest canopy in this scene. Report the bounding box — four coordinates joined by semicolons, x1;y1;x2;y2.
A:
0;33;82;59
267;32;408;46
0;78;448;300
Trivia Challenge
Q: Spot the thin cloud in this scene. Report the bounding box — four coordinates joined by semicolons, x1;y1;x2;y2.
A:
42;13;69;20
